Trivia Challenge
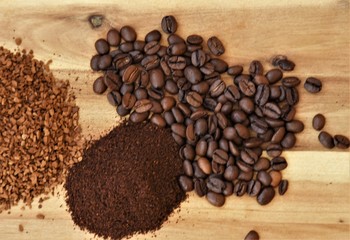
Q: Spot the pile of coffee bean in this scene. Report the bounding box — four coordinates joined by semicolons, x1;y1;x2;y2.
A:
89;15;306;207
0;46;83;211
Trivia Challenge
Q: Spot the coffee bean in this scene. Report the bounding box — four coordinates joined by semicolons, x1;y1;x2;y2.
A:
227;65;243;76
318;131;335;149
239;78;256;97
286;120;304;133
271;156;288;171
95;38;109;55
253;75;269;85
255;84;270;106
286;87;299;105
209;80;226;98
194;178;207;197
231;110;247;123
107;90;122;106
192;81;209;95
270;170;282;187
149;99;163;113
184;66;202;84
98;54;112;70
149;68;165;89
244;230;260;240
178;175;193;192
143;41;160;55
134;88;147;100
119;42;134;53
257;186;275;205
278;179;289;195
239;97;254;114
194;118;208;137
134;99;153;113
271;55;287;66
212;149;229;164
257;171;272;186
167;42;187;56
223;165;239;181
247;180;262;197
271;127;286;143
106;28;121;46
304;77;322;93
186;91;203;107
211;58;228;73
195;157;210;175
120;26;137;42
282;76;301;87
222;182;233;196
164;79;179;94
172;132;185;145
206;191;225;207
150;114;166;128
129;111;149;123
122;65;140;84
269;85;281;100
180;144;196;161
163;111;175;126
193;162;207;179
141;55;160;70
254;157;270;171
221;102;233;115
133;40;146;51
147;87;164;100
93;76;107;94
266;143;282;158
183;160;193;177
251;118;268;134
249;60;264;76
90;55;100;71
235;124;250;139
216;112;229;129
161;15;178;34
196;139;208;157
234;180;247;197
278;59;295;71
207;176;226;194
212;160;225;174
122;93;136;110
191;49;206;67
243;138;263;149
281;132;296;149
263;102;281;119
238;170;253;182
207;36;225;56
186;34;203;45
240;148;258;165
312;113;326;131
145;30;162;42
113;53;132;70
224;85;240;103
117;105;130;117
334;135;350;149
104;71;122;91
265;68;283;84
219;138;229;152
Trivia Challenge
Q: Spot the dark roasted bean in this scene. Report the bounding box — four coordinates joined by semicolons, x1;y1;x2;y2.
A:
265;68;283;84
271;156;288;171
278;180;289;195
312;113;326;131
194;178;208;197
257;186;275;205
247;180;262;197
206;191;225;207
281;132;296;149
304;77;322;93
207;36;225;56
334;135;350;149
161;15;178;34
255;84;270;106
178;175;193;192
227;65;243;76
249;60;264;76
150;114;166;128
282;76;301;87
318;131;335;149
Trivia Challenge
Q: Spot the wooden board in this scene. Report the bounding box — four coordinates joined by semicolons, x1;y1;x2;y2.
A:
0;0;349;239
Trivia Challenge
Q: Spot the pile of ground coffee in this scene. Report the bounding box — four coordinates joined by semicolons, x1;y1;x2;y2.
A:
0;46;82;211
65;121;186;240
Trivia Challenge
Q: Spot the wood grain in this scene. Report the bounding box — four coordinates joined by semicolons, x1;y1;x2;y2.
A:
0;0;349;239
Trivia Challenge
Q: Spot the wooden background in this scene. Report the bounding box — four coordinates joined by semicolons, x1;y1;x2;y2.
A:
0;0;349;239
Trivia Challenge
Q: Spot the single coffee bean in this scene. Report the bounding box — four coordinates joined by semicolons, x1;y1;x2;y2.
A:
159;96;175;112
194;178;208;197
251;118;268;135
119;42;134;53
129;111;149;123
216;112;229;129
278;179;289;195
224;85;240;103
263;102;281;119
107;90;122;106
270;170;282;187
196;139;208;157
98;54;112;70
240;148;258;165
253;75;269;85
282;76;301;87
271;127;286;143
271;156;288;171
257;171;272;186
231;110;247;123
207;36;225;56
150;114;166;128
207;177;226;194
192;81;209;95
178;175;194;192
271;55;287;66
164;78;179;94
122;93;136;110
122;65;140;84
93;76;107;94
144;41;161;55
184;65;202;84
249;60;264;76
161;15;178;34
207;139;218;158
183;160;193;177
210;58;228;73
219;138;229;152
194;118;208;137
234;180;247;197
129;49;145;63
187;34;203;45
145;30;162;42
191;49;206;67
117;105;130;117
134;88;148;100
312;113;326;131
90;55;100;71
269;85;281;100
171;123;186;138
200;62;215;75
193;162;207;179
106;28;121;46
186;91;203;107
257;186;275;205
172;132;185;145
265;68;283;84
163;111;175;126
134;99;153;113
281;132;296;149
254;157;270;171
286;120;304;133
227;65;243;76
206;191;225;207
113;53;132;70
197;157;211;175
334;135;350;149
95;38;109;55
244;230;260;240
180;144;196;160
243;138;263;149
120;25;137;42
236;158;253;172
224;165;239;181
223;182;234;196
147;87;164;100
212;160;225;174
318;131;335;149
149;99;163;113
149;68;165;89
212;149;229;164
266;143;282;158
167;42;187;56
278;58;295;71
238;170;253;182
209;80;226;98
141;55;160;70
133;40;146;51
286;87;299;105
304;77;322;93
171;106;185;123
247;180;262;197
177;103;192;117
235;124;250;139
255;84;270;106
104;71;122;91
239;78;256;97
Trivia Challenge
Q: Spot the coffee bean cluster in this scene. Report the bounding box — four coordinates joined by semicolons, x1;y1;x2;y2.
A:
90;15;306;207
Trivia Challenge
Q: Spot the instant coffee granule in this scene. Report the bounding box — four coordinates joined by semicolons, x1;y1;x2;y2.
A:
0;46;83;211
65;121;186;240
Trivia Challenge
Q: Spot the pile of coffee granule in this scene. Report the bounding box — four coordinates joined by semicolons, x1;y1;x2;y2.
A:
0;46;83;211
65;121;186;240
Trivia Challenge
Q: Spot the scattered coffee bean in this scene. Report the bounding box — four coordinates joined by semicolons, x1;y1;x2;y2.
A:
312;113;326;131
120;25;137;42
207;36;225;56
161;15;178;34
318;131;335;149
257;186;275;205
304;77;322;93
334;135;350;149
278;179;289;195
244;230;260;240
206;191;225;207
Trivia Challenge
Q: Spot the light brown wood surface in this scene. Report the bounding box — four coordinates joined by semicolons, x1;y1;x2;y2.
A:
0;0;349;239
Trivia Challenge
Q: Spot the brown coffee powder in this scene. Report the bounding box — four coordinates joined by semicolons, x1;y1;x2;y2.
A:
65;121;186;240
0;46;83;211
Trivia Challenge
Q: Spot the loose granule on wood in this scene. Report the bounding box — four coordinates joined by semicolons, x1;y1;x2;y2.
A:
65;121;186;240
18;224;24;232
0;46;83;211
36;213;45;219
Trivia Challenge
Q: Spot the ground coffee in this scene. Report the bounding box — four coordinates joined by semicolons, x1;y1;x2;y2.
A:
65;121;186;240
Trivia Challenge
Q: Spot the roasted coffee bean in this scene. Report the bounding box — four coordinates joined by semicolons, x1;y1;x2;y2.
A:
120;26;137;42
171;123;186;138
278;179;289;195
243;138;263;148
183;160;193;177
263;102;281;119
227;65;243;76
113;53;132;70
184;65;202;84
318;131;335;149
161;15;178;34
269;85;281;100
266;143;282;158
249;60;264;76
198;62;214;75
253;75;269;85
120;83;134;96
178;175;194;192
212;149;229;164
278;86;286;101
192;81;209;95
117;105;130;117
194;178;208;197
304;77;322;93
177;78;191;91
119;42;134;53
257;171;272;186
207;139;218;158
167;34;185;45
129;111;149;123
286;87;299;105
185;91;202;108
251;118;268;134
244;230;260;240
149;68;165;89
193;162;207;178
122;65;140;84
134;99;152;113
207;36;225;56
281;132;296;149
238;170;253;181
141;55;160;70
254;157;270;171
150;114;166;128
221;102;233;115
122;93;137;110
204;72;221;85
207;177;225;193
90;55;100;71
240;148;258;165
219;138;229;152
186;34;203;45
282;105;296;122
196;157;211;175
106;28;121;46
190;109;207;121
95;39;109;55
133;40;145;51
236;158;253;172
167;42;187;56
172;132;185;145
166;56;186;70
222;182;233;196
228;141;239;157
282;77;301;87
286;120;304;133
209;80;226;97
278;59;295;71
145;30;162;42
266;117;285;128
129;50;144;63
178;90;186;103
149;99;163;113
257;186;275;205
271;55;287;66
271;127;286;143
265;68;283;84
160;56;171;76
255;84;270;106
247;180;262;197
212;159;225;174
271;156;288;171
93;76;107;94
107;90;122;106
216;112;229;129
239;78;256;97
224;165;239;181
110;49;123;58
177;103;192;117
231;110;247;123
171;106;185;123
98;54;112;70
160;96;175;111
206;191;225;207
239;97;255;114
180;144;196;161
191;49;206;67
194;118;208;137
270;170;282;187
234;180;247;197
138;70;150;88
334;135;350;149
235;74;252;85
164;78;179;94
196;139;208;157
147;87;164;100
163;111;175;126
211;58;228;73
224;85;241;103
312;113;326;131
134;88;148;100
144;41;160;55
202;97;217;111
235;124;250;139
